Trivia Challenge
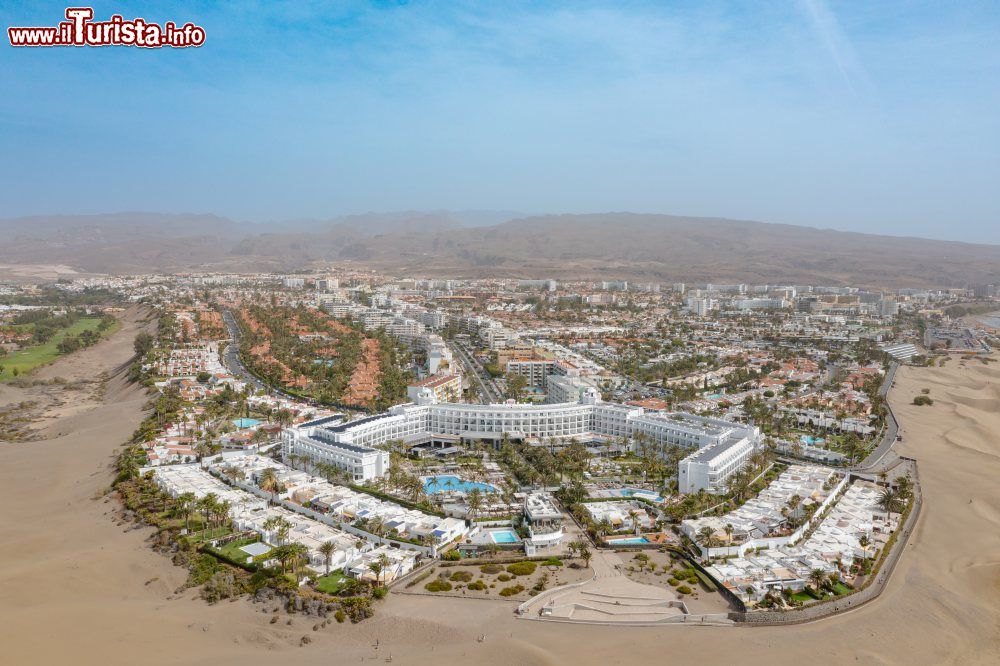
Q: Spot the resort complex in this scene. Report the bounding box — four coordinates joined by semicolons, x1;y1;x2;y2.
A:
284;386;762;494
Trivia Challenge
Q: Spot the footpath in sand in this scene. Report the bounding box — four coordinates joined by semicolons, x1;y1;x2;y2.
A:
2;329;1000;665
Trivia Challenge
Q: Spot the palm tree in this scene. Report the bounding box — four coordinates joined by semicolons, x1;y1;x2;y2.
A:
466;488;484;521
368;516;386;543
578;542;592;569
878;488;904;515
198;493;219;535
318;540;336;575
723;523;735;546
368;561;384;586
272;544;294;574
263;515;291;545
368;553;392;585
177;492;195;531
259;467;280;503
698;526;715;552
858;533;871;559
809;568;827;593
215;499;232;530
288;543;309;583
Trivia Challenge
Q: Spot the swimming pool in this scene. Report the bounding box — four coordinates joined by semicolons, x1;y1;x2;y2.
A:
607;536;650;545
620;488;665;502
800;435;825;445
422;475;498;495
233;418;262;428
490;529;520;544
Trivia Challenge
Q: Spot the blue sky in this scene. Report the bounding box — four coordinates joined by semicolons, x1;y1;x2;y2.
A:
1;1;998;242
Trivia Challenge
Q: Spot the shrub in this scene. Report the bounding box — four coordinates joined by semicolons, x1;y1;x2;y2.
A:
506;561;537;576
497;573;512;582
339;596;374;623
480;563;503;574
450;571;473;582
668;578;680;586
442;550;461;561
913;395;933;406
334;610;346;623
676;585;692;595
542;557;563;567
371;586;389;599
499;584;525;597
187;554;221;586
200;570;242;603
424;579;453;592
468;580;487;591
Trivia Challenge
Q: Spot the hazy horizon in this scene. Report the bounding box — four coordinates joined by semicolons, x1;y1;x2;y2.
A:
2;1;999;243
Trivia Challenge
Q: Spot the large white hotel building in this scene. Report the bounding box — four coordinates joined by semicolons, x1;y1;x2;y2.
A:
283;388;760;492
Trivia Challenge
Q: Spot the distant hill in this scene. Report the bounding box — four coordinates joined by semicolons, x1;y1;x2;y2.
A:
0;211;997;288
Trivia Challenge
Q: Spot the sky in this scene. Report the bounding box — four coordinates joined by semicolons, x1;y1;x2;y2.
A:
1;1;998;242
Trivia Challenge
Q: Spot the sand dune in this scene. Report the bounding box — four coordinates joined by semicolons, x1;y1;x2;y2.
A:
2;324;999;664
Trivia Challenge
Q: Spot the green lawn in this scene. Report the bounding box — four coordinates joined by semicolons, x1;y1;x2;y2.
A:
0;317;114;379
315;571;347;594
213;537;270;563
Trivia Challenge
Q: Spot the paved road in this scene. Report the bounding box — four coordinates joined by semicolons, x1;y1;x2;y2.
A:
853;361;900;473
453;339;502;403
220;309;297;400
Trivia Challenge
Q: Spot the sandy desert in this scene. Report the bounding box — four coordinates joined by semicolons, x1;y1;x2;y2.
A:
2;317;999;665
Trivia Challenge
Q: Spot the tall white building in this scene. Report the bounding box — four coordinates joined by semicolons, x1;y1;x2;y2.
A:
282;415;390;482
686;297;718;316
284;389;759;492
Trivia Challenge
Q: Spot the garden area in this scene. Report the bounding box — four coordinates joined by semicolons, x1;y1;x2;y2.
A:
407;557;592;602
618;550;732;614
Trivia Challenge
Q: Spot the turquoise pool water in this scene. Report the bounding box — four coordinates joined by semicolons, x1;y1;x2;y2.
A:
422;475;497;495
490;529;520;544
621;488;664;502
233;418;262;428
800;435;825;445
608;536;650;545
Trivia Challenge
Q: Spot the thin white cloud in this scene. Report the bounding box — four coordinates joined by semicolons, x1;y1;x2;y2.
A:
798;0;873;94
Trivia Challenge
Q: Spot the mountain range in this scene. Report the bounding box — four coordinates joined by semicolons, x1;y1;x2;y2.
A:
1;211;997;288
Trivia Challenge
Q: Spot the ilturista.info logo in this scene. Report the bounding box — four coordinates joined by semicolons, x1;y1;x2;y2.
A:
8;7;206;48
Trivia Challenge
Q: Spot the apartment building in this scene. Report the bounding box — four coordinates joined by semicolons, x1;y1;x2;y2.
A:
407;371;463;403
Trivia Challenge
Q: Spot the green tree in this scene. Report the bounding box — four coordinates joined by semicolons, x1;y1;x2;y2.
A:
318;540;336;575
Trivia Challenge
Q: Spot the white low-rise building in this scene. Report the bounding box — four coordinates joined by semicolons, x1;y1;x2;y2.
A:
524;492;564;550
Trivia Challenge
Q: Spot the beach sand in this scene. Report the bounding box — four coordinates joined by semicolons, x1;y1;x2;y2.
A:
2;324;999;665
